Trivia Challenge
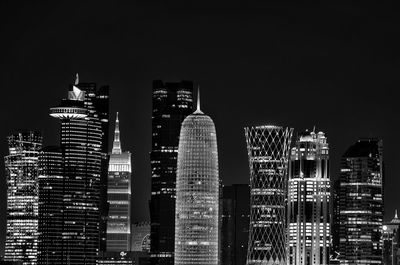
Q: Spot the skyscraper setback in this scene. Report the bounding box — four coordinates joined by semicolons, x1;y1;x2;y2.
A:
288;130;330;265
244;125;293;265
106;112;132;252
48;77;109;265
333;139;384;265
174;90;220;265
4;131;42;265
149;80;194;265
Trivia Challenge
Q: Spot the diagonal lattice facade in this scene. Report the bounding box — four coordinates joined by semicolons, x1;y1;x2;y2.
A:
244;125;293;265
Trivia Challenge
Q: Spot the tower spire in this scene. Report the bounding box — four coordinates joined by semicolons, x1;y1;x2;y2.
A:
75;73;79;85
396;209;398;219
194;85;203;114
112;112;122;154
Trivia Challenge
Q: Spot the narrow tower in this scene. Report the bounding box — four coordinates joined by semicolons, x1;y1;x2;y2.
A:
106;112;132;252
244;125;293;265
4;131;42;265
174;88;220;265
288;130;330;265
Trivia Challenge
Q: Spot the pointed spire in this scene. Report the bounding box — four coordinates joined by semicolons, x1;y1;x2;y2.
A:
75;73;79;85
395;209;398;219
194;85;203;114
112;112;122;154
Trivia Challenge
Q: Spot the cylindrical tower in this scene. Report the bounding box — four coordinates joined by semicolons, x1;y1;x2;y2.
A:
174;94;219;265
244;125;293;265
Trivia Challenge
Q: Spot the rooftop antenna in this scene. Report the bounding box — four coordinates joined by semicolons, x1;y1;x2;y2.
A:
194;85;203;114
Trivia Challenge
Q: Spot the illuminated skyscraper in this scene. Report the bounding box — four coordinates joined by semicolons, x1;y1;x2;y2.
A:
287;130;330;265
106;112;132;252
49;75;107;264
174;90;220;265
334;139;383;265
37;146;63;265
382;210;400;265
244;125;293;265
4;131;42;265
150;80;194;265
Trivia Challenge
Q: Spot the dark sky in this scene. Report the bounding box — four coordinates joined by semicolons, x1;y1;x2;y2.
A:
1;0;399;254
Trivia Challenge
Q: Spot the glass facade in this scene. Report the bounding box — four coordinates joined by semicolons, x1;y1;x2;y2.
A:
288;131;330;265
131;222;151;252
150;80;194;265
4;131;42;265
244;125;293;265
174;104;219;265
334;139;383;265
49;80;107;265
107;112;132;252
37;146;63;265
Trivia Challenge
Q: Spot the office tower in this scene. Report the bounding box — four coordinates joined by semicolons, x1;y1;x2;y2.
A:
4;131;42;265
221;184;250;265
335;139;383;265
131;222;151;252
49;76;108;264
96;85;110;253
150;80;194;265
107;112;132;252
37;146;63;265
287;130;330;265
174;91;220;265
383;210;400;265
331;180;341;264
244;125;293;265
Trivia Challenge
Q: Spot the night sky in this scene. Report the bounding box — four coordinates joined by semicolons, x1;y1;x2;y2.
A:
0;1;399;254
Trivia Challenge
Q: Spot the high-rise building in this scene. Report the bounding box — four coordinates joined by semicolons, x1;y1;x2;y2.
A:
4;131;42;265
131;222;151;252
174;91;220;265
106;112;132;252
244;125;293;265
37;146;63;265
334;139;384;265
287;130;330;265
221;184;250;265
382;210;400;265
150;80;194;265
49;76;108;264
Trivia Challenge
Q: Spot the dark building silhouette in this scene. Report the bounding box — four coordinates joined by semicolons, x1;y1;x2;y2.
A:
47;76;109;265
334;139;384;265
149;80;194;265
382;210;400;265
37;146;63;265
4;131;42;265
221;184;250;265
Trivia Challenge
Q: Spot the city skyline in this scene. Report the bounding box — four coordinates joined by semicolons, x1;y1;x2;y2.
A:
1;0;400;256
